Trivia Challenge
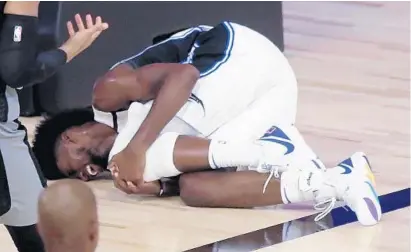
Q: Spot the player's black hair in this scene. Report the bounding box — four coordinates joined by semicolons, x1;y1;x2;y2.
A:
32;108;94;180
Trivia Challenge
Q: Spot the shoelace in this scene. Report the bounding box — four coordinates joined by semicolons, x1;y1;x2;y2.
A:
313;190;351;222
260;160;346;222
262;164;282;194
314;198;337;222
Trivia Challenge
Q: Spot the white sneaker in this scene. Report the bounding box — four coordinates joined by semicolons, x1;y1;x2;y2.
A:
315;152;382;226
252;125;325;192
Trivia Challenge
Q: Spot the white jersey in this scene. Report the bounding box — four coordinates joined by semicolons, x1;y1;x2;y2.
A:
96;22;300;163
93;101;203;135
93;102;204;161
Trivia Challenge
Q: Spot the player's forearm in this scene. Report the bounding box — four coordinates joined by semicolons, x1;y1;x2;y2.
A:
0;49;67;89
128;68;199;150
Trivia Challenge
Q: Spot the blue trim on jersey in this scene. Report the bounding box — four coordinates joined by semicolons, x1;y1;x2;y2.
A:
199;21;235;78
110;27;203;70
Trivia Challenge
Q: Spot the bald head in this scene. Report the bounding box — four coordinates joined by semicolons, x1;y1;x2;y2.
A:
37;179;99;252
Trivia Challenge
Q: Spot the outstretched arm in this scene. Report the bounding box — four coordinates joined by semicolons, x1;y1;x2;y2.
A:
0;3;108;89
0;1;64;89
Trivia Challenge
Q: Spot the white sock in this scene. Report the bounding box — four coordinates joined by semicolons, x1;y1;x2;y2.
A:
208;139;262;169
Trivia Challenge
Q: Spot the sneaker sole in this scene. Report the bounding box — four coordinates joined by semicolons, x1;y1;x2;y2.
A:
358;154;382;225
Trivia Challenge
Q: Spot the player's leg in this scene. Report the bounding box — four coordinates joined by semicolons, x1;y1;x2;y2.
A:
179;170;283;208
178;150;382;226
5;225;44;252
110;112;287;181
118;123;380;225
0;122;46;252
140;124;318;185
140;133;281;181
169;41;380;225
174;126;381;225
169;99;381;224
176;124;324;208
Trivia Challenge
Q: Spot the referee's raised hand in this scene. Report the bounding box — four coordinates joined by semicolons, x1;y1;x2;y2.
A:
59;13;109;63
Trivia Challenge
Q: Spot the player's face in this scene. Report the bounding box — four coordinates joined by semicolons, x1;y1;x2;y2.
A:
56;124;112;181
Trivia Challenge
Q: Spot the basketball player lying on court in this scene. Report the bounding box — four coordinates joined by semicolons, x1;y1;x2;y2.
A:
32;22;382;226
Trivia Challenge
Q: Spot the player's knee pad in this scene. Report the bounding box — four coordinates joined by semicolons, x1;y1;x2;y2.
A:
0;14;38;50
0;14;38;80
143;132;182;182
5;224;45;252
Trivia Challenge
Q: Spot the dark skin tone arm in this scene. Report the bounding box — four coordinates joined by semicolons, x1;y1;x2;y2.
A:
93;63;199;123
129;63;200;149
173;137;284;207
93;63;200;188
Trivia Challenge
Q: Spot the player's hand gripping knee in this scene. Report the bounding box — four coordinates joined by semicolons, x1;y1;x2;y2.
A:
108;146;146;191
112;174;161;195
59;14;109;63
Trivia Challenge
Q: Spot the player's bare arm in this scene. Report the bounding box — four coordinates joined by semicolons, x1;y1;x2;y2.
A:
93;62;199;187
93;63;199;113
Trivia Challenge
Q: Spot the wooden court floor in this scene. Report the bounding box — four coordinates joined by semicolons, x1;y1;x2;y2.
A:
0;1;410;251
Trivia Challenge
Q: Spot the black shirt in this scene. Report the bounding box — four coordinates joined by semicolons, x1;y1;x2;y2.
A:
123;21;235;78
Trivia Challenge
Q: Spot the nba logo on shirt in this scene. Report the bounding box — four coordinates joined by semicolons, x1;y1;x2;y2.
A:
13;26;22;42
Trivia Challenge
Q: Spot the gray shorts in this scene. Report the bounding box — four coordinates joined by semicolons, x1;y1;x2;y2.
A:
0;120;46;226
